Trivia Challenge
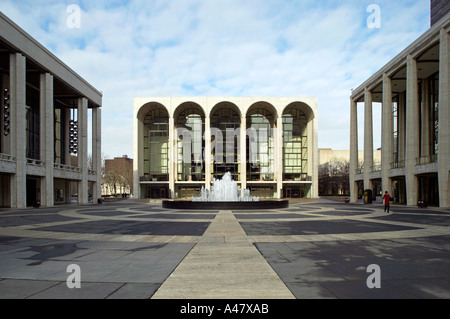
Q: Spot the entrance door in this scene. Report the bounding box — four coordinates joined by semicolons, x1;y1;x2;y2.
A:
26;178;37;207
0;174;11;208
286;188;292;198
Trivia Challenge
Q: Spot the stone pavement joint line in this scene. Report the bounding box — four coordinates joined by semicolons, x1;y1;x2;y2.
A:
152;210;295;299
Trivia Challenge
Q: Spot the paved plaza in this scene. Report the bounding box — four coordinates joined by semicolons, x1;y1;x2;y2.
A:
0;199;449;299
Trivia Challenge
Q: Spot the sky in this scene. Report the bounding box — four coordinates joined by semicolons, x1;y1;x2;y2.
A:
0;0;431;159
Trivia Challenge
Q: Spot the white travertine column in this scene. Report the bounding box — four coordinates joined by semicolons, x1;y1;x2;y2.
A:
240;116;247;191
364;88;373;192
92;107;101;202
438;28;449;208
132;105;140;199
312;110;319;198
77;97;88;204
405;55;419;206
40;73;54;207
205;116;211;190
10;53;26;208
350;97;359;203
382;73;393;195
276;116;283;199
168;116;175;198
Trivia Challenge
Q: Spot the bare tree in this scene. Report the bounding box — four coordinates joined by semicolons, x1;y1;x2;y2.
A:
319;159;350;196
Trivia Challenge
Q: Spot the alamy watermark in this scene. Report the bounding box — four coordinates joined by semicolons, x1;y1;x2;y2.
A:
67;264;81;289
66;4;81;29
366;264;381;289
176;121;274;165
367;4;381;29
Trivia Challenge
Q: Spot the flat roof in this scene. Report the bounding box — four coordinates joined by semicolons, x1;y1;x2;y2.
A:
351;11;450;102
0;11;102;107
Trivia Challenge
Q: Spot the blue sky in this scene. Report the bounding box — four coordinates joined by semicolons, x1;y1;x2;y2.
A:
0;0;430;158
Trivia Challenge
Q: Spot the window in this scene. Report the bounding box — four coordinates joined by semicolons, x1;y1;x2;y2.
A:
26;85;40;160
211;106;240;181
283;107;308;181
143;107;169;181
246;108;274;181
176;106;205;182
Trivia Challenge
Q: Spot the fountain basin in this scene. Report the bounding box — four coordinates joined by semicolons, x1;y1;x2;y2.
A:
162;199;289;210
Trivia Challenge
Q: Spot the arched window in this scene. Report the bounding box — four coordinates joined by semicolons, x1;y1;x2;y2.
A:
283;107;308;181
175;104;205;181
246;106;275;181
143;107;169;181
210;105;241;181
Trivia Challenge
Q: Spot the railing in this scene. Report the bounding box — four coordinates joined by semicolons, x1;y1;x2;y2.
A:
390;161;405;169
27;158;44;166
54;163;81;173
372;163;382;172
416;154;437;165
140;174;169;182
0;153;15;162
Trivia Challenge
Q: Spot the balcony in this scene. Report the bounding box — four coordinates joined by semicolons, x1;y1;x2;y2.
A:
390;161;405;169
0;153;15;163
0;153;16;173
416;154;437;165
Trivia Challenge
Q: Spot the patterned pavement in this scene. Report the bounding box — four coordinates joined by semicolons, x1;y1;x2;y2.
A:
0;199;449;299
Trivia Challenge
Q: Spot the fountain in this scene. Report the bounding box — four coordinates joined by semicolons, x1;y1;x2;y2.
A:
192;172;259;202
162;172;288;210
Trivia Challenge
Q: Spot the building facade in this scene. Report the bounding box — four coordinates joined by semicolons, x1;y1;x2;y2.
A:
0;13;102;208
134;97;318;200
350;10;450;207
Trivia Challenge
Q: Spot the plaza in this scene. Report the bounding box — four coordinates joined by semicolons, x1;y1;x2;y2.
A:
0;199;449;299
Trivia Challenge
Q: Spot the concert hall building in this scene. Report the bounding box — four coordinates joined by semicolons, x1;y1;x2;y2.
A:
350;1;450;207
0;13;102;208
133;97;318;200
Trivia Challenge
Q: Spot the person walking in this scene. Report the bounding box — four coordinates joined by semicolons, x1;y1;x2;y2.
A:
382;191;391;213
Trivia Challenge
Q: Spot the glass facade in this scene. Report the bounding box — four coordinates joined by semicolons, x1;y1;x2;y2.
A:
283;107;308;181
135;99;317;200
246;108;274;181
143;107;169;181
211;106;240;181
176;106;205;182
26;85;40;160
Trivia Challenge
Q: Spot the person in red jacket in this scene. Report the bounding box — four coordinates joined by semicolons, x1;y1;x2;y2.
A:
382;191;391;213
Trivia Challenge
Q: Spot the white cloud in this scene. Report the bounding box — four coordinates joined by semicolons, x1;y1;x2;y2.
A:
0;0;431;156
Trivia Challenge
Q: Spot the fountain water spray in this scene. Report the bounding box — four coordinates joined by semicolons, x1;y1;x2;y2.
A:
192;172;259;202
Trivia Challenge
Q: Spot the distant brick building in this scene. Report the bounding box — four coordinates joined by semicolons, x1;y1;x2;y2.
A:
103;155;133;196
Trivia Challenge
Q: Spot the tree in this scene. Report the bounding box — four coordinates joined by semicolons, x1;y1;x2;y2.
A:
319;159;350;196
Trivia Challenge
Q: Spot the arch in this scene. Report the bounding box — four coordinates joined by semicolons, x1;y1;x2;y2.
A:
282;103;310;182
137;102;169;121
210;101;242;119
281;101;315;121
246;101;277;120
173;101;205;120
210;102;241;181
142;104;169;182
174;102;205;182
246;102;277;182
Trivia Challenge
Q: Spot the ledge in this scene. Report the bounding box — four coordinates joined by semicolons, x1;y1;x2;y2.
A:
162;200;289;210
